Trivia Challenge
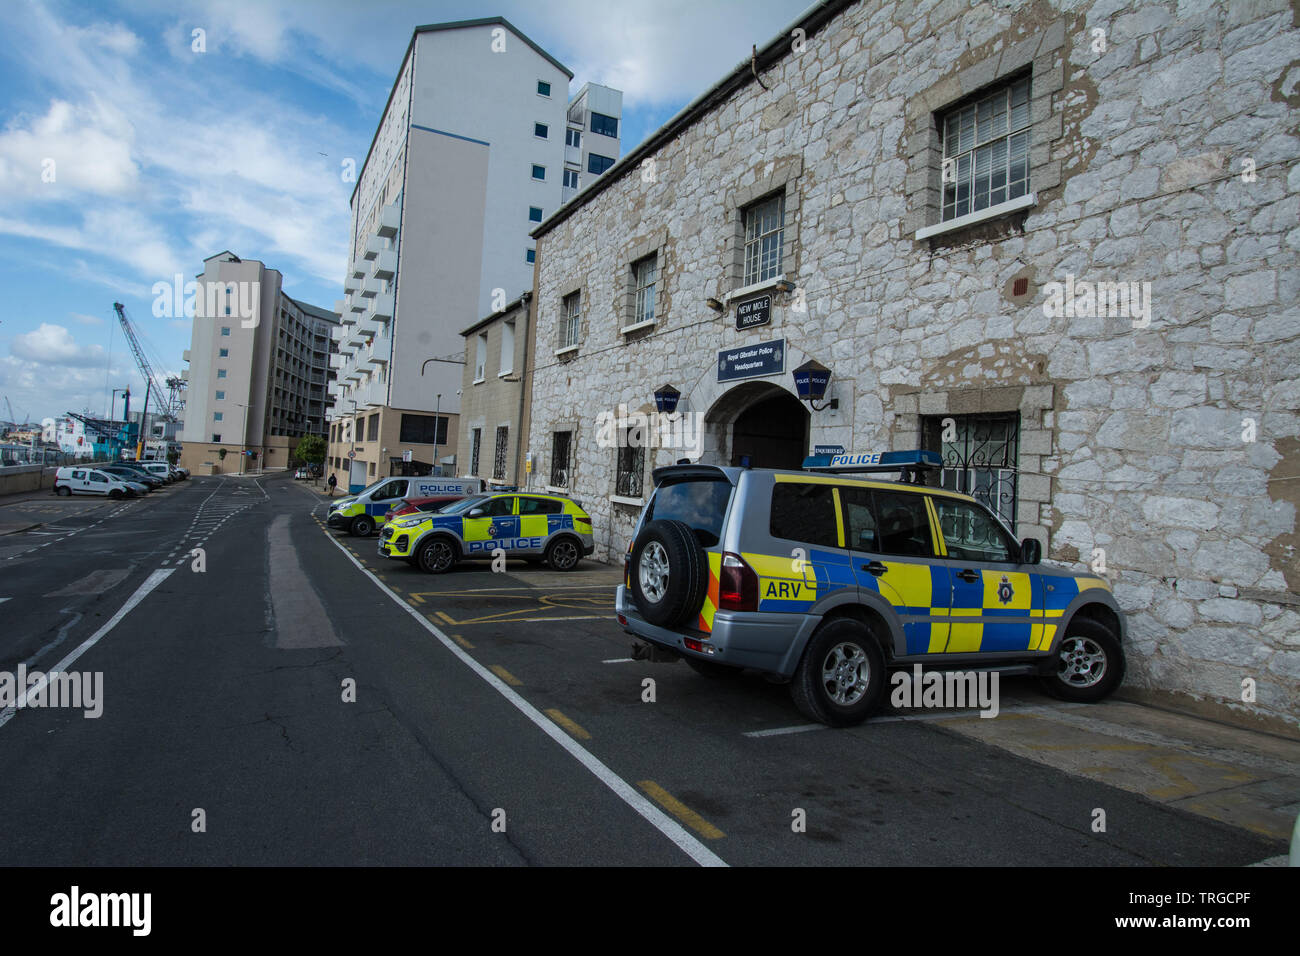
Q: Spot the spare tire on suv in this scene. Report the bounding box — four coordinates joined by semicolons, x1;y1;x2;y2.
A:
629;519;708;628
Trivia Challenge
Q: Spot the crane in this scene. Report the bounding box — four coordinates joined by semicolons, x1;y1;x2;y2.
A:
113;301;173;458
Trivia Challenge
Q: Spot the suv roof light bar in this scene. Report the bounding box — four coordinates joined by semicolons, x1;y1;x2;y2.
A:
801;449;942;483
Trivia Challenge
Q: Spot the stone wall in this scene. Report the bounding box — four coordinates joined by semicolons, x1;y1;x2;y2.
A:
528;0;1300;729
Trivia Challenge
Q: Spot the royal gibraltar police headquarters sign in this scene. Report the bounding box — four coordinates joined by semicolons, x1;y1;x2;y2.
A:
717;338;785;382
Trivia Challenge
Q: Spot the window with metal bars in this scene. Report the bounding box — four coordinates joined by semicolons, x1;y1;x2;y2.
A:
493;426;509;481
615;436;644;498
550;431;571;487
743;193;785;285
922;412;1020;531
941;76;1031;221
470;428;481;476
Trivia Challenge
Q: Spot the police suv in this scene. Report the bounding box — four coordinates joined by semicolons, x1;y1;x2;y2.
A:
616;450;1126;726
379;491;594;573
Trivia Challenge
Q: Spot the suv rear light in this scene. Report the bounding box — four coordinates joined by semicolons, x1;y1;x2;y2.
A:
718;552;759;612
623;550;631;588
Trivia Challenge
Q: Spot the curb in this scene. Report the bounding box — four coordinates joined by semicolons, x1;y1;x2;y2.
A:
0;521;42;536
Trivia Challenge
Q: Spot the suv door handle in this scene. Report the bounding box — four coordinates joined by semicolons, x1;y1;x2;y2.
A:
861;561;888;577
955;568;980;583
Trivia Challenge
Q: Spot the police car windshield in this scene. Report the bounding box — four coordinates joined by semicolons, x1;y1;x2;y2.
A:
438;495;490;516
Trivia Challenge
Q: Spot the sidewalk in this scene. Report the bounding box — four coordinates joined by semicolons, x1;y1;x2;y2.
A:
925;691;1300;853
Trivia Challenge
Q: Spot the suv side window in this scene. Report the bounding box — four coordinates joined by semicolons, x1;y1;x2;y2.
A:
519;496;562;515
770;482;840;548
481;496;515;517
837;485;879;552
871;489;935;559
931;497;1017;563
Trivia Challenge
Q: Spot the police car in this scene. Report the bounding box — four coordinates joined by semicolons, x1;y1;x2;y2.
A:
616;450;1126;726
328;476;483;537
378;491;595;573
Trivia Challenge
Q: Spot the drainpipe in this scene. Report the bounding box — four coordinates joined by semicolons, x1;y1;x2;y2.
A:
512;292;531;489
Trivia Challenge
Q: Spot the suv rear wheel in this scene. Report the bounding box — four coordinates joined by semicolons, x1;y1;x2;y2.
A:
791;618;886;727
629;519;708;627
1041;618;1124;703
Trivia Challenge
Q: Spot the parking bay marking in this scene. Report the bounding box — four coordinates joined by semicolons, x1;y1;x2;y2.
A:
320;530;727;867
545;708;592;740
637;782;725;840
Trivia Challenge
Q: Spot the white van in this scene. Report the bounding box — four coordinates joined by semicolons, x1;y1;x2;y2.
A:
54;467;147;499
122;460;175;482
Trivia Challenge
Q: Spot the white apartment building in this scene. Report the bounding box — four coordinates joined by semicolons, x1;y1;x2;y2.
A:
326;17;621;492
181;252;339;474
561;83;623;204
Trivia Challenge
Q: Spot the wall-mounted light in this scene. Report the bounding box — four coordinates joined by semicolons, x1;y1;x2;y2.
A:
653;383;681;414
792;359;837;412
773;279;795;294
705;297;724;312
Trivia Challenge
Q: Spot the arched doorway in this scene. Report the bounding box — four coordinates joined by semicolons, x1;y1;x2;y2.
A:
705;382;810;470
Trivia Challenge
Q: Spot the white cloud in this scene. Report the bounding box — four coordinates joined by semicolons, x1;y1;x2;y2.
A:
0;97;139;198
10;323;108;366
70;312;105;326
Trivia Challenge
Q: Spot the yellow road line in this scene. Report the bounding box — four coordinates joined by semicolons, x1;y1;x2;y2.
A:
637;781;725;840
489;665;522;686
407;593;425;605
544;708;591;740
435;610;456;625
451;633;474;649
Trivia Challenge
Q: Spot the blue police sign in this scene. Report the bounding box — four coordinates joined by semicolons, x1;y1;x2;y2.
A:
717;339;785;382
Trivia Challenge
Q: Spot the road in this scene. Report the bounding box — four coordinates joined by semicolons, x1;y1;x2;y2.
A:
0;472;1289;866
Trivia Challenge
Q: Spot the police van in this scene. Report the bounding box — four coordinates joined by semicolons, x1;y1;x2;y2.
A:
616;450;1126;726
379;490;594;572
328;476;483;537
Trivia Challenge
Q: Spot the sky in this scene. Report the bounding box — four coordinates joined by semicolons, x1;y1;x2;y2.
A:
0;0;812;426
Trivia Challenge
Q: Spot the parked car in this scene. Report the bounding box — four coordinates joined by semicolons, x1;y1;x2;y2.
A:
328;477;485;537
54;467;147;499
119;460;175;483
616;450;1127;727
99;465;163;490
379;491;594;572
381;494;465;523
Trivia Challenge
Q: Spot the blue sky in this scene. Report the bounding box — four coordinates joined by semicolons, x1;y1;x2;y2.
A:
0;0;811;425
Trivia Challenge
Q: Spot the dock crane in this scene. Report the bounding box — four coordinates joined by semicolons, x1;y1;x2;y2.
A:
112;301;174;458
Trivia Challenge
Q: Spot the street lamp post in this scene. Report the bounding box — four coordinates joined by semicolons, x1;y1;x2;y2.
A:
347;399;358;491
233;402;250;475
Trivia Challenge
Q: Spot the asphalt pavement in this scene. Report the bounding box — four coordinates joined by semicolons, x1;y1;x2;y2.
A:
0;471;1292;866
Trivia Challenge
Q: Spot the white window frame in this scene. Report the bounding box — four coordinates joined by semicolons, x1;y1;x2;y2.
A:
743;193;785;286
940;76;1032;224
559;291;581;351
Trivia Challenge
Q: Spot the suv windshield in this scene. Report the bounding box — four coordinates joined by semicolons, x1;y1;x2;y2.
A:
648;478;732;547
438;495;489;516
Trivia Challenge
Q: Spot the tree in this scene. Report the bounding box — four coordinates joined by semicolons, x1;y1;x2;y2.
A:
295;435;326;468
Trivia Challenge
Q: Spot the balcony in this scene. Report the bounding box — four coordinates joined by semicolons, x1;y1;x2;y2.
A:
360;277;381;299
343;274;359;294
350;259;365;279
363;236;390;260
377;201;400;238
372;248;397;279
349;295;367;314
329;352;347;369
334;299;347;316
369;291;394;323
182;349;191;363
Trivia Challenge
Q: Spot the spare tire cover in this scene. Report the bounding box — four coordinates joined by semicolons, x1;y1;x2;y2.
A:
630;518;709;627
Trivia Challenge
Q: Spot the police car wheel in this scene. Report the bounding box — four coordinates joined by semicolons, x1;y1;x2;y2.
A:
545;537;580;571
791;619;885;727
57;486;71;496
629;519;708;628
417;537;456;574
350;515;374;537
1041;619;1124;703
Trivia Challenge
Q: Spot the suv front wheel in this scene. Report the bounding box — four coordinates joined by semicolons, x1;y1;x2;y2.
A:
1041;618;1124;703
791;618;886;727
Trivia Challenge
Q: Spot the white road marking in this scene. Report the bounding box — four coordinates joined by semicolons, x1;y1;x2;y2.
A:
0;568;174;730
322;532;727;868
602;658;635;664
743;724;827;738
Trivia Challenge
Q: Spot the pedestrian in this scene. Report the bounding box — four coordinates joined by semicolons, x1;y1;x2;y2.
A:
327;472;337;496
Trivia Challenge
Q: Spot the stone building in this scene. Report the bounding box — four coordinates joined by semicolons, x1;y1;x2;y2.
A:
458;293;533;489
526;0;1300;729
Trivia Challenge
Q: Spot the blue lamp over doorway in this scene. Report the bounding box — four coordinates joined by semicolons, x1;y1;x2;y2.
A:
653;383;681;414
792;359;837;411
